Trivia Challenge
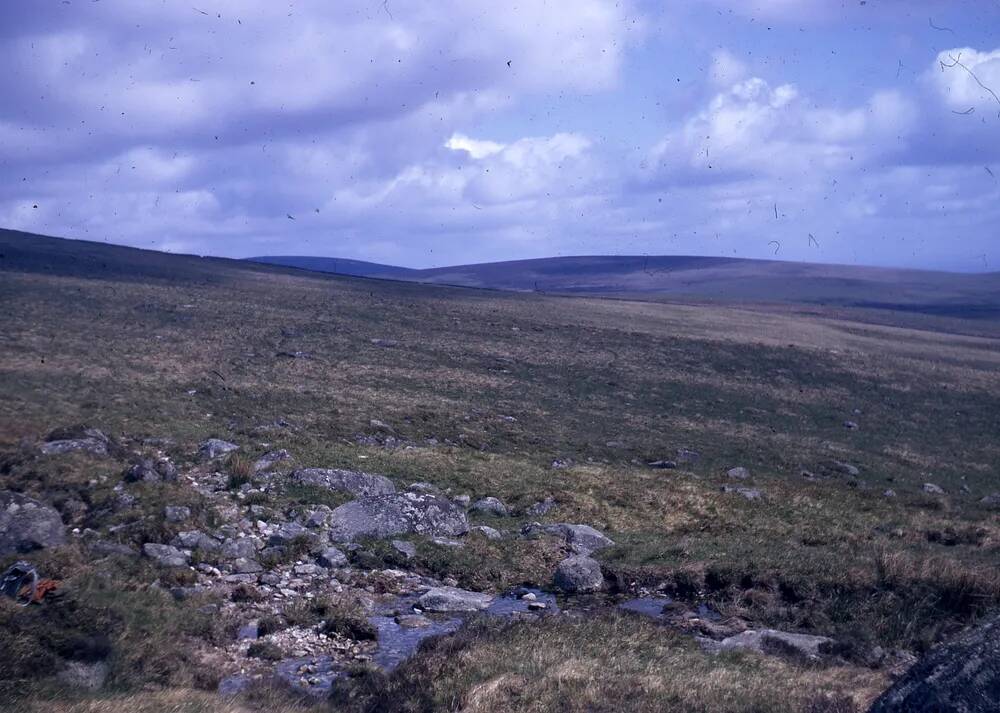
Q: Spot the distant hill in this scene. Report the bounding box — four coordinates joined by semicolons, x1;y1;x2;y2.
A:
249;253;1000;319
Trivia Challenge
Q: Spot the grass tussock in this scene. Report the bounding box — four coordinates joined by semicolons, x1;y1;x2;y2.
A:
333;614;888;713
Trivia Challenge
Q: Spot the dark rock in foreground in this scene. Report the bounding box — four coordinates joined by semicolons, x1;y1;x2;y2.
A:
0;491;65;555
868;614;1000;713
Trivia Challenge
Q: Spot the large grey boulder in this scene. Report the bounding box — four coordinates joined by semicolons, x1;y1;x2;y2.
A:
289;468;396;497
703;629;833;660
39;428;110;456
171;530;220;552
554;554;604;593
523;522;615;555
417;586;493;612
0;491;65;555
327;492;468;542
868;615;1000;713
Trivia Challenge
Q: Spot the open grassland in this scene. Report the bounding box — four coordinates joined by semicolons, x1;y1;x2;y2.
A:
1;236;998;711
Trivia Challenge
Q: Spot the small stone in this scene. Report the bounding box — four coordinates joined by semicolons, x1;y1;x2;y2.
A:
164;506;191;523
391;540;417;559
472;525;502;540
316;546;348;568
199;438;239;459
395;614;432;628
727;467;751;480
647;460;677;469
843;420;859;430
526;497;556;516
883;489;897;498
923;483;945;495
471;496;509;517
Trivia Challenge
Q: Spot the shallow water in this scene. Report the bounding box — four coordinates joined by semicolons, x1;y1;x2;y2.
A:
369;614;463;670
617;596;673;619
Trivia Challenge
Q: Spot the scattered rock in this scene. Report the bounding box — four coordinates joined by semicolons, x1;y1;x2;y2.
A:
199;439;239;459
142;543;190;567
171;530;220;552
526;497;556;516
453;494;471;507
676;448;700;464
522;523;615;555
0;491;65;556
327;492;469;542
253;449;291;473
922;483;945;495
408;482;441;494
980;493;1000;508
316;546;348;568
230;557;263;574
843;421;859;430
391;540;417;559
830;461;861;477
370;339;398;348
868;614;1000;713
551;458;574;469
726;466;751;480
164;506;191;523
647;460;677;469
417;586;493;612
704;629;834;660
471;496;509;517
221;537;258;560
720;485;761;501
289;468;396;497
554;554;604;593
883;489;897;498
40;428;110;456
471;525;502;541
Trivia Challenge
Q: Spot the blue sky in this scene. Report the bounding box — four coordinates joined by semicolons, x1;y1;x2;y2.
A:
1;0;998;271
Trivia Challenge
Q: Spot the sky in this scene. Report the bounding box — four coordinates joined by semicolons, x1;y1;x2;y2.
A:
1;1;999;271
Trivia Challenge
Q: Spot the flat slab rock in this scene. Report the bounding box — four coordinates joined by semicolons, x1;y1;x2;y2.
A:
867;614;1000;713
417;586;494;612
523;522;615;555
701;629;833;660
0;491;66;556
327;492;469;542
289;468;396;497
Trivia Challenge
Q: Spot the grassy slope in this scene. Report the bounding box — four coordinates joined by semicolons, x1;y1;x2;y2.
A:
2;231;999;711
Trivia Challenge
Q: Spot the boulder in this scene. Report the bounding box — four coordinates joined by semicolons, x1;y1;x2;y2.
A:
391;540;417;559
523;522;615;555
289;468;396;497
980;493;1000;508
471;496;509;517
727;466;751;480
554;555;604;593
720;485;762;501
221;537;258;560
472;525;502;541
676;448;700;464
0;491;65;555
923;483;945;495
40;428;110;456
171;530;220;552
316;546;348;568
253;449;291;473
142;543;190;567
327;492;469;542
704;629;833;660
199;439;239;459
868;615;1000;713
267;522;314;547
417;586;493;612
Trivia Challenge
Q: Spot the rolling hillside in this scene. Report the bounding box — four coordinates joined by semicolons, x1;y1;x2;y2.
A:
249;253;1000;318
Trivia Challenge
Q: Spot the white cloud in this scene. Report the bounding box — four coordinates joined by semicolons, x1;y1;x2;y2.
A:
929;47;1000;115
710;49;748;87
445;133;505;159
